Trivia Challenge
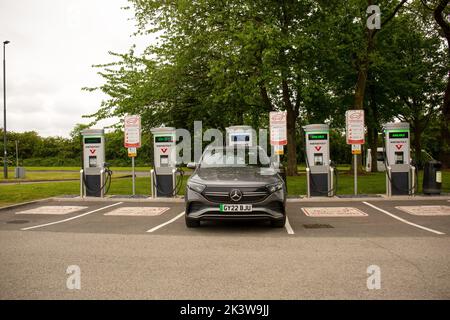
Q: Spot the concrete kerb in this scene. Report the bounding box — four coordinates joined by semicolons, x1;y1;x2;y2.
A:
287;194;450;202
0;197;56;212
51;196;186;203
2;194;449;210
48;194;450;204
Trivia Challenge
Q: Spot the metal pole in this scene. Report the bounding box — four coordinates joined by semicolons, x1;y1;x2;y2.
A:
80;169;84;198
150;169;154;198
15;140;18;167
354;153;357;195
3;42;8;179
132;156;135;196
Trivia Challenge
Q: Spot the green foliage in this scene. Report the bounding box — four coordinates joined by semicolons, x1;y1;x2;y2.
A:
0;126;154;168
80;0;447;168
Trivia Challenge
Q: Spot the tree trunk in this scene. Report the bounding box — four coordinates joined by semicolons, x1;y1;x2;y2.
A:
286;107;298;176
432;0;450;167
282;76;299;176
351;0;407;174
369;126;379;173
412;123;423;169
351;38;373;175
353;65;369;110
367;84;378;173
440;72;450;168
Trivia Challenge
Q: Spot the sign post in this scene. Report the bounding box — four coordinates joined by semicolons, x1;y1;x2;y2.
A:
128;147;137;195
269;112;287;166
346;110;365;196
124;116;141;196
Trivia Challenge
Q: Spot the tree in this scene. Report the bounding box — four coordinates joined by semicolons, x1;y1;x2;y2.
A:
366;5;447;168
420;0;450;167
84;0;447;173
87;0;338;175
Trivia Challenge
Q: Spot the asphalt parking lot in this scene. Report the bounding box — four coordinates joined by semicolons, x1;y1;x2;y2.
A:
1;196;450;299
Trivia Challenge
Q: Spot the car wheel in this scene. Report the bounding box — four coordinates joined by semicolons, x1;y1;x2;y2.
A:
185;216;200;228
271;216;286;228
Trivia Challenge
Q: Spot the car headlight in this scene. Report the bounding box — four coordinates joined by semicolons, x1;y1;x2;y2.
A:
187;181;206;194
266;182;283;193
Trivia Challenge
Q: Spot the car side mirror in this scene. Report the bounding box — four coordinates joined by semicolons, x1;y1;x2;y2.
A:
187;162;197;169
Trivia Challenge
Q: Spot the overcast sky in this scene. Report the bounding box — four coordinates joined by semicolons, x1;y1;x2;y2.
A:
0;0;151;137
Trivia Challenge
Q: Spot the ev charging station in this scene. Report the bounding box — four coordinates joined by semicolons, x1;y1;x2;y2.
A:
383;122;416;196
80;129;111;197
226;125;255;147
303;124;335;197
150;127;179;197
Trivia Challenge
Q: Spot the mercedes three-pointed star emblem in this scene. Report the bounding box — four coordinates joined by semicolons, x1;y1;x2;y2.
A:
229;189;243;202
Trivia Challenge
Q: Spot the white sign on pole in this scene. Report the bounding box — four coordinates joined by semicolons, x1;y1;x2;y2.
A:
124;115;141;148
274;145;284;155
128;147;137;157
351;144;361;155
270;111;287;146
346;110;365;145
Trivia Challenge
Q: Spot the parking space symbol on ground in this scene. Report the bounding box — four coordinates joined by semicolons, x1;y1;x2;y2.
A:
395;206;450;216
104;207;170;216
301;207;368;217
16;206;88;215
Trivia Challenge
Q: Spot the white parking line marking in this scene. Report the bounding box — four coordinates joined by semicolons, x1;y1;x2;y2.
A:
21;202;123;231
285;216;294;235
146;211;185;233
363;202;445;235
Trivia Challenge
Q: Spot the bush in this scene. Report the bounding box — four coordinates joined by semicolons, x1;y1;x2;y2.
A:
23;157;81;167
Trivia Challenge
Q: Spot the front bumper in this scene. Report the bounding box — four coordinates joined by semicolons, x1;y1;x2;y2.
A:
185;188;286;221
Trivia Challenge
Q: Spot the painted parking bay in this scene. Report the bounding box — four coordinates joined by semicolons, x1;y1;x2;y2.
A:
17;206;88;215
0;200;184;234
285;201;445;237
22;202;186;234
0;201;111;231
104;206;170;217
395;205;450;216
301;207;368;217
367;200;450;235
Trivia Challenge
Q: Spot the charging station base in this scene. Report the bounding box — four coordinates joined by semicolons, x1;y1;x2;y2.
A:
155;174;175;197
85;175;101;197
310;173;329;197
391;172;409;195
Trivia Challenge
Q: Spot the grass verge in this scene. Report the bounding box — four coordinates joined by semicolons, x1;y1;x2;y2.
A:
1;170;448;207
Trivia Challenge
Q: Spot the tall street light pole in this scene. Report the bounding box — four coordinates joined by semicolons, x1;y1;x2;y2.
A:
3;40;10;179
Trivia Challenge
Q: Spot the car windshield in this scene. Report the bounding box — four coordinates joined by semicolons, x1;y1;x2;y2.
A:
200;146;271;168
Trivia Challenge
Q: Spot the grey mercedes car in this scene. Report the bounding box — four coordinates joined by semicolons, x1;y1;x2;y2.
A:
184;145;286;228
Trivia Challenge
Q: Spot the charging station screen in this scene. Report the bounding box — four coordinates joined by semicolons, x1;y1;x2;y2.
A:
232;134;250;142
389;132;408;139
84;137;101;144
308;133;327;140
155;136;173;143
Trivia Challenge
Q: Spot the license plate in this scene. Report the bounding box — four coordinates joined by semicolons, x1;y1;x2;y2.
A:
219;204;252;212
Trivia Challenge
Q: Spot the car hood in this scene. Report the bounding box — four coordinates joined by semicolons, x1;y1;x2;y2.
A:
190;167;281;186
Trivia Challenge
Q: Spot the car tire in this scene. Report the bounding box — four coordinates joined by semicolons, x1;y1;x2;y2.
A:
185;216;200;228
271;216;286;228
